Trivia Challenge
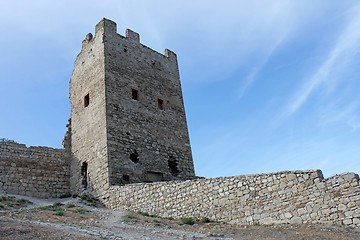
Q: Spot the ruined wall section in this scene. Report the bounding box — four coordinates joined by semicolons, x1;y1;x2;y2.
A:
107;170;360;228
0;142;70;198
69;19;109;198
102;19;195;185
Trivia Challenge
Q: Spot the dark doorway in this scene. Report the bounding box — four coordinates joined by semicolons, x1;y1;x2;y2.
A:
168;157;179;177
81;162;88;189
130;150;139;163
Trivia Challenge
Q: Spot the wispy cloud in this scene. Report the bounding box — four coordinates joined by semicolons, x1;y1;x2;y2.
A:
286;5;360;115
237;34;287;100
319;100;360;131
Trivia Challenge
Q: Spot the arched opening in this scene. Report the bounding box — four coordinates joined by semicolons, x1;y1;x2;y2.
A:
81;162;88;189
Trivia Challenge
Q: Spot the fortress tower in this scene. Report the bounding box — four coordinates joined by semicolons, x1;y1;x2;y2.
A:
69;19;195;196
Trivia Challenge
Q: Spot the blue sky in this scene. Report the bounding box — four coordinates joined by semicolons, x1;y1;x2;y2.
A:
1;1;359;178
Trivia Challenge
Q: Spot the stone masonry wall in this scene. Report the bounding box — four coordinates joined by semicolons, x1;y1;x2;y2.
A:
106;170;360;228
102;19;195;185
0;142;70;198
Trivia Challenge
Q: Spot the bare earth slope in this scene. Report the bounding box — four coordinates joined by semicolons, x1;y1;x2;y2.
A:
0;194;359;240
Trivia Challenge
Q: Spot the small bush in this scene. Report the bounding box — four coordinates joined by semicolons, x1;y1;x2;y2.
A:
6;202;14;207
0;196;7;201
165;217;174;220
39;203;63;212
54;209;64;216
153;219;161;223
86;202;97;207
66;203;75;208
0;204;4;208
181;217;195;225
137;211;150;217
72;194;78;198
53;202;63;207
60;193;72;198
72;208;88;214
125;214;137;219
15;199;30;206
200;217;210;223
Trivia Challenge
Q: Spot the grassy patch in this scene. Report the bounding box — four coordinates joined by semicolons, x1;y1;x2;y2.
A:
39;203;63;212
53;202;63;207
137;211;150;217
66;203;76;208
181;217;195;225
200;217;210;223
6;202;14;207
79;194;98;207
54;209;64;216
71;208;88;214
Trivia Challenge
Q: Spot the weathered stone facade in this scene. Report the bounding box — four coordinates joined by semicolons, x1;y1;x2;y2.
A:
0;19;359;229
0;142;70;198
106;170;360;228
69;18;195;197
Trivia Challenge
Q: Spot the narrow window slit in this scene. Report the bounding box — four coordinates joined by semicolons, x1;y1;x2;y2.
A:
157;98;165;110
84;93;90;107
131;88;140;101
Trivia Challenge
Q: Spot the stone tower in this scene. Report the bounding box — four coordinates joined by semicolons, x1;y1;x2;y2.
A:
69;18;195;197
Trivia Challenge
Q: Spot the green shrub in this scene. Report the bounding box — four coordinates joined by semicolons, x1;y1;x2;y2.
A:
72;208;88;214
66;203;75;208
72;194;78;198
137;211;150;217
0;204;4;208
86;202;97;207
0;196;7;201
39;203;63;212
181;217;195;225
200;217;210;223
54;209;64;216
53;202;63;207
6;202;14;207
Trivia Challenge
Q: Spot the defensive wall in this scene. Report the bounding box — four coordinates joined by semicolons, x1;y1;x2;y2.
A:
0;142;70;198
106;170;360;228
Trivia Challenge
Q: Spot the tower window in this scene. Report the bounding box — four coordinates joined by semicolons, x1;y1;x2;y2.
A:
123;175;130;182
84;93;90;107
131;87;140;101
157;98;165;110
81;162;88;189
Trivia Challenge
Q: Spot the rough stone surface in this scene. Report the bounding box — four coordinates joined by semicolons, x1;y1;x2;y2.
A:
106;170;360;228
0;19;359;230
69;18;195;197
0;142;70;198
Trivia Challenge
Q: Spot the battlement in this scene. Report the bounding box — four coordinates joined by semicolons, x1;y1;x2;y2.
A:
86;18;176;62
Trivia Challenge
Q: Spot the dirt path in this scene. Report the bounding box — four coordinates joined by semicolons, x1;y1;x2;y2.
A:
1;194;359;239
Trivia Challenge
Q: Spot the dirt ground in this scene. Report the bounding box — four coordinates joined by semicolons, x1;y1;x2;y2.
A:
0;194;359;240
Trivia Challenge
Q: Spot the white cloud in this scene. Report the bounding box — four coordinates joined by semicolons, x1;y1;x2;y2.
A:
286;5;360;115
237;33;287;100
